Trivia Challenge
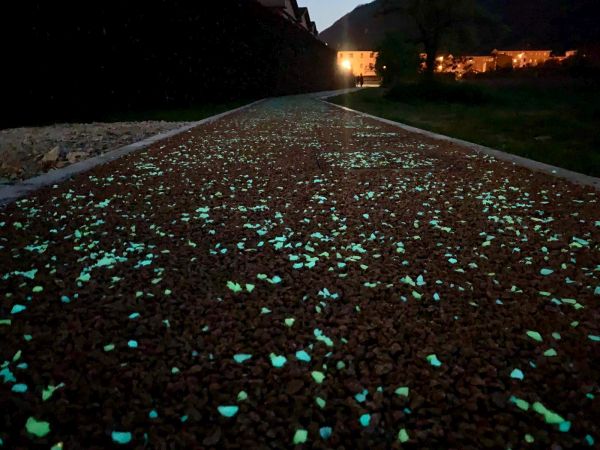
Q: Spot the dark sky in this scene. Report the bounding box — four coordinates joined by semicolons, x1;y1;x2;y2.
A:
298;0;372;32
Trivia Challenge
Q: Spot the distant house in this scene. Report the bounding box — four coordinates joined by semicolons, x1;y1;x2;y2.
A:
256;0;318;36
495;50;552;68
337;51;378;77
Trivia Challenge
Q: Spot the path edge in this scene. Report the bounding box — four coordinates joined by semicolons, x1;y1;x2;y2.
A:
0;99;266;207
320;93;600;191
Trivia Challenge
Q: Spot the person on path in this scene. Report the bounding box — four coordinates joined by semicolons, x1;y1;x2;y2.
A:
359;74;364;87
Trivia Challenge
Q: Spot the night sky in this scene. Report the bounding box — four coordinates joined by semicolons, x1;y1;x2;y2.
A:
298;0;371;32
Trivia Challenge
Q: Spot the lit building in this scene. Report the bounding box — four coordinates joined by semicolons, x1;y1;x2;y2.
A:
495;50;552;68
337;51;379;77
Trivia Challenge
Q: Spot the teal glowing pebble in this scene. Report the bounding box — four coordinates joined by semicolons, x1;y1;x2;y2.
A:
510;368;524;380
315;397;326;409
320;427;332;439
217;405;239;418
293;429;308;444
589;335;600;342
398;428;410;443
10;304;27;314
295;350;311;362
26;417;51;438
270;353;287;368
359;414;371;427
355;390;368;403
427;354;442;367
285;318;296;327
540;268;554;276
526;331;543;342
104;343;115;352
532;402;564;424
311;371;325;384
149;410;159;419
12;383;28;393
111;431;132;445
127;340;138;349
559;421;571;432
237;391;248;401
544;348;558;357
233;354;252;363
395;386;409;397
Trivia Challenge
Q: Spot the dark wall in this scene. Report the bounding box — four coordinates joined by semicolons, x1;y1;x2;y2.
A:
2;0;340;128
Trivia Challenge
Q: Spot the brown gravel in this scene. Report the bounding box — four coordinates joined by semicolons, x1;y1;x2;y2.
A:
0;121;192;183
0;95;598;449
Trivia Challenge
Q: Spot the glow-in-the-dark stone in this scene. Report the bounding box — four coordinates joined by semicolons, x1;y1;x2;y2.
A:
217;405;239;418
26;417;51;438
111;431;132;445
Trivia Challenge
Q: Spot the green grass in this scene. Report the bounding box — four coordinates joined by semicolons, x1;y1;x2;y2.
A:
104;99;254;123
328;81;600;177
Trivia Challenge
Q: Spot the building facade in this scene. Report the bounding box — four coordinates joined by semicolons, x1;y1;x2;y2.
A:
256;0;318;36
337;51;378;77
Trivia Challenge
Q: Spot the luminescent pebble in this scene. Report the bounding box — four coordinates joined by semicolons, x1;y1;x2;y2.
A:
540;268;554;276
355;390;368;403
398;428;410;443
293;429;308;444
427;354;442;367
111;431;132;445
127;340;138;348
10;304;27;314
32;286;43;293
395;386;409;397
532;402;565;424
25;417;51;438
295;350;311;362
526;331;543;342
510;396;530;411
585;435;595;446
316;397;326;409
510;368;524;380
270;353;287;368
311;371;325;384
284;318;295;327
50;443;64;450
149;410;158;419
559;421;571;432
589;335;600;342
359;414;371;427
237;391;248;401
217;405;239;418
104;344;115;352
320;427;332;439
525;434;535;443
544;348;558;357
233;354;252;363
12;383;28;393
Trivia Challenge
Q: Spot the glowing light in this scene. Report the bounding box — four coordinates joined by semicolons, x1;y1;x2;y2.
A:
341;60;352;71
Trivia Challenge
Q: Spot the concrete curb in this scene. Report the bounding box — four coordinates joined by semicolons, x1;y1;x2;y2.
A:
0;99;266;207
321;95;600;191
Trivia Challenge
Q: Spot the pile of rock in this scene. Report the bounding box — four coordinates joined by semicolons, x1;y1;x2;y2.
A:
0;121;192;184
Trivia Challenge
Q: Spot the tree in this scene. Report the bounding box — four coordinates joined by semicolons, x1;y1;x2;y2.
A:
375;33;420;85
380;0;484;78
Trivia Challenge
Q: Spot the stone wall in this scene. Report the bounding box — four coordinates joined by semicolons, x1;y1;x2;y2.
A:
2;0;342;128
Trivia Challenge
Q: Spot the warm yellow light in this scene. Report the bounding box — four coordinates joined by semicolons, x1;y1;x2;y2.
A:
437;64;443;71
341;60;352;71
437;56;444;62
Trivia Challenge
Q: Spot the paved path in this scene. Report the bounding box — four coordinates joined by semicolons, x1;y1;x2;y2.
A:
1;95;598;448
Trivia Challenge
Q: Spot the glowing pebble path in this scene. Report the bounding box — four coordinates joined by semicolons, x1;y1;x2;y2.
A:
0;95;598;447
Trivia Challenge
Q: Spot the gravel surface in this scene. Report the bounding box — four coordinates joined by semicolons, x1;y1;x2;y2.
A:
0;96;599;449
0;121;192;183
